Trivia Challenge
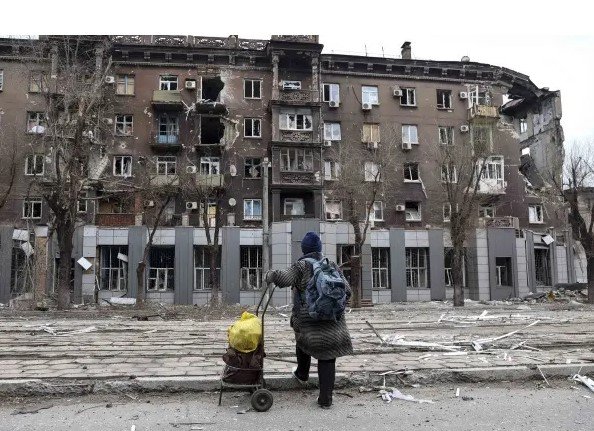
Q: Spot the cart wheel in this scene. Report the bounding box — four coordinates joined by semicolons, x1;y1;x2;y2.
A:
251;388;273;412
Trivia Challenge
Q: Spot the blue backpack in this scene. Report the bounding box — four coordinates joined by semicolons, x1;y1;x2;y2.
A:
303;257;347;320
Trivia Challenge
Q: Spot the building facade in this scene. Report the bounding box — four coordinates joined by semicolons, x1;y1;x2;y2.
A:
0;35;575;306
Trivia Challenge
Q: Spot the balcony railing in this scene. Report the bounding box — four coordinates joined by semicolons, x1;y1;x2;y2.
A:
477;178;507;195
152;90;183;108
278;171;320;185
196;174;224;188
150;175;179;187
151;134;181;148
480;216;519;229
279;130;313;142
469;104;499;120
96;213;135;227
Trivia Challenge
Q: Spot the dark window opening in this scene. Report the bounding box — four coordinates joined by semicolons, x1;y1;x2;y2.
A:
148;246;175;291
244;158;262;178
194;246;221;291
201;116;224;145
240;246;262;290
11;241;34;296
534;249;551;286
445;248;467;287
100;246;128;291
201;77;224;102
337;244;356;283
495;257;512;286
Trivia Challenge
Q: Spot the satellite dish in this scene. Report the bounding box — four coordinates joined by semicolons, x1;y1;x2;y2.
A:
228;198;236;207
461;56;470;63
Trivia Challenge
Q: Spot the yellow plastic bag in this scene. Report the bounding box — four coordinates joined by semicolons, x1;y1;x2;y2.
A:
228;311;262;353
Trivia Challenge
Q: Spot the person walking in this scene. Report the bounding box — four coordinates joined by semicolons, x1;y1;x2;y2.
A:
265;231;353;409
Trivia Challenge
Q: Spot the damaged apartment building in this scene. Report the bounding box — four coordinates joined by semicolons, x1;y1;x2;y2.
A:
0;35;577;306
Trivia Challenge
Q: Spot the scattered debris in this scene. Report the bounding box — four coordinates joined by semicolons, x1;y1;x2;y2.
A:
171;422;215;428
365;320;385;343
455;388;460;397
573;374;594;393
537;366;551;387
383;335;461;352
461;396;474;401
380;388;434;404
33;325;97;337
11;403;54;415
474;320;540;345
237;408;252;414
108;297;136;306
335;392;354;398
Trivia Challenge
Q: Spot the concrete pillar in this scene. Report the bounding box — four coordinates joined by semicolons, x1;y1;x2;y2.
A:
389;228;406;302
0;226;14;304
549;231;558;287
311;55;320;102
361;243;372;301
174;227;194;305
272;190;281;222
525;231;536;292
271;53;279;100
33;226;50;301
71;226;84;304
127;226;147;299
428;229;446;300
220;227;240;304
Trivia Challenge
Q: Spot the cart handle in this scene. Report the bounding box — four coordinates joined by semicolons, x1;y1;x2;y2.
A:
255;282;276;318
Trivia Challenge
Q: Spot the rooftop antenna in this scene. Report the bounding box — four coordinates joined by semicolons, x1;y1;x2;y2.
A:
364;44;368;56
381;46;385;58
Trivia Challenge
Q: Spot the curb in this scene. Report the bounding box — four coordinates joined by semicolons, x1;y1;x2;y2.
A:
2;363;593;397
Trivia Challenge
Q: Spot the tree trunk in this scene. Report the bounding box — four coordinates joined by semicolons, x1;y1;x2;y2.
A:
587;256;594;304
350;253;362;308
208;246;220;305
136;261;146;308
56;223;74;310
451;247;465;307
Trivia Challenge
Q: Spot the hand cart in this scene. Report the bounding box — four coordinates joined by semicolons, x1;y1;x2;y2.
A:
218;283;276;412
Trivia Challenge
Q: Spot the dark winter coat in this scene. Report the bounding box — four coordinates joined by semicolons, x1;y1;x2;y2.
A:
267;252;353;360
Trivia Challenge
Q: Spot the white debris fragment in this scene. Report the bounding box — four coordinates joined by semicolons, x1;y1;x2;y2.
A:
471;341;483;351
573;374;594;393
380;388;434;404
475;320;540;345
383;335;461;352
455;388;460;397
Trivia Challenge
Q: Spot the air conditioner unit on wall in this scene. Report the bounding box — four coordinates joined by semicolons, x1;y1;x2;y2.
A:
185;80;197;89
105;76;115;84
393;88;403;97
395;204;405;212
362;102;372;111
186;201;198;210
460;124;469;133
459;91;468;99
328;100;340;108
186;165;197;174
402;141;412;150
324;140;332;147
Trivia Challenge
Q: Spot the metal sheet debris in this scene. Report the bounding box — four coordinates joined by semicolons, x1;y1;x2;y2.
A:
573;374;594;393
383;335;461;352
77;257;92;270
380;388;434;404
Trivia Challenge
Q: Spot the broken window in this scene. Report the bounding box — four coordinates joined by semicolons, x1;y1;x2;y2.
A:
403;163;420;181
100;246;128;291
362;85;379;105
201;116;224;145
11;240;34;296
438;126;454;145
244;158;262;178
243;199;262;220
322;83;340;104
244;118;261;138
156;156;177;176
324;160;340;181
444;248;466;287
240;246;262;290
437;89;452;109
479;206;495;218
200;157;219;175
402;124;418;144
29;71;48;93
534;249;551;286
372;248;390;289
194;246;221;291
480;156;504;182
443;203;451;222
468;85;491;107
280;148;313;172
325;200;342;220
116;74;134;95
471;124;493;153
158;115;179;144
529;204;544;224
115;114;133;136
284;198;305;216
199;199;217;227
159;75;178;91
441;164;458;183
279;108;313;131
148;246;175;291
495;257;512;286
369;201;384;222
25;154;44;176
362;123;380;143
201;77;224;101
400;88;416;106
323;122;342;141
337;244;355;283
405;202;421;222
519;117;528;134
406;248;428;288
244;79;261;99
364;161;380;182
113;156;132;177
27;112;46;134
22;198;42;219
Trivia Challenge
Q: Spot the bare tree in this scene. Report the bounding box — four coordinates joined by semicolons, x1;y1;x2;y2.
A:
325;125;399;308
0;130;18;211
426;125;494;307
14;36;113;309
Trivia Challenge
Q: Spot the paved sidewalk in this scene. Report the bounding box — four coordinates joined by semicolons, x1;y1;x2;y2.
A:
1;301;593;395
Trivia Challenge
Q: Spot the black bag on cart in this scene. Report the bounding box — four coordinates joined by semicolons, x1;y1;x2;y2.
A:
222;344;265;385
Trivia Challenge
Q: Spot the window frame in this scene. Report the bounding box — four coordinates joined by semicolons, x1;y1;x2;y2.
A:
244;117;262;138
25;154;44;176
157;114;179;144
194;246;221;291
199;156;220;175
244;158;262;179
402;124;419;145
441;164;458;183
244;199;262;221
244;79;262;99
113;155;132;177
99;246;128;291
403;162;420;182
156;156;177;176
361;85;379;105
438;126;454;145
443;203;451;222
28;71;48;93
323;122;342;141
22;198;42;220
324;159;340;181
405;202;422;222
400;87;417;107
116;74;135;95
436;89;452;109
283;198;305;216
325;199;342;221
115;114;133;136
479;205;496;218
280;148;314;172
406;248;428;289
279;109;313;131
364;161;380;182
362;123;380;143
148;246;175;291
369;201;384;222
372;247;390;289
240;246;263;290
26;111;46;134
519;117;528;134
322;83;340;103
528;204;544;224
471;124;493;153
159;75;178;91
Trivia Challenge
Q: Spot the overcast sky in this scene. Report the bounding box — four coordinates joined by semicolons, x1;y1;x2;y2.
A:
4;0;593;145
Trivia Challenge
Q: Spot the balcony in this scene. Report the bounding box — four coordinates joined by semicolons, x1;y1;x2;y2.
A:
277;171;320;186
196;174;224;188
150;175;179;187
279;130;313;143
477;178;507;195
150;134;181;149
279;213;316;221
469;104;499;120
152;90;184;109
480;216;519;229
96;213;135;227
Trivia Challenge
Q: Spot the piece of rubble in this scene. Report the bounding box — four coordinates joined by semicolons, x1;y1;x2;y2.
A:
380;388;434;404
573;374;594;393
